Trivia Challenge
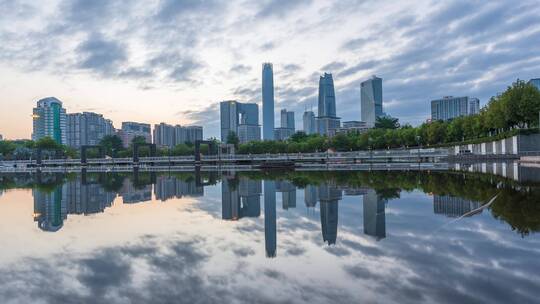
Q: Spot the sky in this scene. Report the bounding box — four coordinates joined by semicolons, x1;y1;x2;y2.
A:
0;0;539;140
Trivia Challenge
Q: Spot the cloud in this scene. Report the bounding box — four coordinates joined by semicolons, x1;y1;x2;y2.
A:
2;0;540;137
256;0;313;18
230;64;252;74
76;33;127;74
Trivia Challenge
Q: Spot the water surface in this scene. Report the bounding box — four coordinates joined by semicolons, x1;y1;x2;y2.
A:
0;170;539;303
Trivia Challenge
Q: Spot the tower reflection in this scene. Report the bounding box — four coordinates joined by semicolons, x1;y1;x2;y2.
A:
264;180;277;258
363;189;386;240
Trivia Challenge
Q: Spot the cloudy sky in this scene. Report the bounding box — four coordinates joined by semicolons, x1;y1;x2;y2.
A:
1;0;539;139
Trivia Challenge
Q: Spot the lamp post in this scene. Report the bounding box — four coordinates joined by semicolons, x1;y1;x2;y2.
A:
368;137;373;164
416;135;421;163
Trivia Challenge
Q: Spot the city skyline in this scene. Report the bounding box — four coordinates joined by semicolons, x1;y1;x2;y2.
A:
1;1;540;140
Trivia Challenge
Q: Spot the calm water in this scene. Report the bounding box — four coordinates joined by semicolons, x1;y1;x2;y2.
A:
0;170;539;304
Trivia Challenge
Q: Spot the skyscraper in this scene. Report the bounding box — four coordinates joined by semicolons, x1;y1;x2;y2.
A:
431;96;480;121
262;63;275;140
32;97;67;145
361;76;383;127
316;73;340;135
318;73;336;117
220;100;260;144
67;112;115;148
303;110;316;135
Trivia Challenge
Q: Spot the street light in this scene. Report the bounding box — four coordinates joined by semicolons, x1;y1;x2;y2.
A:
416;135;421;163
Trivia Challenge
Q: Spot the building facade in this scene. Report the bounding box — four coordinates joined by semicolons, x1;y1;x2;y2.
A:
154;123;203;148
153;123;176;148
262;63;275;140
303;110;316;135
316;73;340;136
332;120;369;136
528;78;540;91
360;76;383;127
431;96;480;121
273;127;294;141
119;122;151;148
280;109;295;130
66;112;115;149
32;97;67;145
220;100;260;144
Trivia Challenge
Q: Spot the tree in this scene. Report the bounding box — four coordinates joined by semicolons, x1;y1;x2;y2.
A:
0;141;16;159
290;131;308;143
375;116;400;129
35;137;61;150
131;136;147;145
226;131;240;147
100;135;124;157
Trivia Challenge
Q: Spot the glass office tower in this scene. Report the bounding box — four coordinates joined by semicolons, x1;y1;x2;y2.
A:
262;63;275;140
361;76;383;127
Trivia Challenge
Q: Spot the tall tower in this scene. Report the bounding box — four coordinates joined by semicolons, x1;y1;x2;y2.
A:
318;73;336;117
262;63;275;140
361;75;383;127
316;73;340;135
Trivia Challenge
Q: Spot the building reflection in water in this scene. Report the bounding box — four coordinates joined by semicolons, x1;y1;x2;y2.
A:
120;179;151;204
318;184;341;245
154;175;204;202
276;181;296;210
304;184;318;208
363;189;386;241
433;195;482;218
221;174;261;220
33;175;116;232
264;180;277;258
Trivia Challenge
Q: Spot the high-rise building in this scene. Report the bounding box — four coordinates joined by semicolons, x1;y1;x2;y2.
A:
318;183;341;245
153;123;176;148
280;109;295;130
67;112;115;149
431;96;480;121
118;122;151;148
274;109;295;140
262;63;275;140
183;126;203;144
303;110;316;135
529;78;540;91
154;123;203;148
220;100;260;144
237;124;261;144
32;97;67;145
316;73;341;136
361;76;383;127
174;125;203;145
